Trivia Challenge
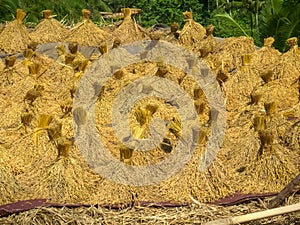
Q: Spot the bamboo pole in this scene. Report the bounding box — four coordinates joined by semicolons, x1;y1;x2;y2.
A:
205;203;300;225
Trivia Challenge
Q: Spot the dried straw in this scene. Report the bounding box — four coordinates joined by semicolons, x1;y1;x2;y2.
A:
276;37;300;86
240;142;298;194
251;37;282;83
222;55;263;112
251;79;299;112
113;8;149;45
30;10;69;44
196;25;218;58
0;9;31;53
0;146;23;205
66;10;112;46
178;11;206;49
204;36;256;76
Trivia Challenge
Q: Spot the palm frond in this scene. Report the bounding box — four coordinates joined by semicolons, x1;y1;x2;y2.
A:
214;13;249;37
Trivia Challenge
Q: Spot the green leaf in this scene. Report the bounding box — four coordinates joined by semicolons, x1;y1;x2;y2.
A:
214;13;250;37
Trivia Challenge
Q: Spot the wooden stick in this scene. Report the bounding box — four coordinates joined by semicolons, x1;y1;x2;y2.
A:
268;172;300;209
205;203;300;225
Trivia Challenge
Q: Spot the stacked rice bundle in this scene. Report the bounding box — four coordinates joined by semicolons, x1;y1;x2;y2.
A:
66;9;112;47
0;9;31;54
113;8;149;45
204;36;256;79
30;10;69;44
178;11;206;51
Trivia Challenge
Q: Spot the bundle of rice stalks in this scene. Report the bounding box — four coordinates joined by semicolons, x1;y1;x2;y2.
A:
222;54;264;112
178;11;206;50
112;8;149;45
0;9;31;54
197;25;218;58
204;36;256;76
251;37;282;83
251;78;299;112
64;42;90;79
21;43;55;78
0;56;18;87
30;10;69;44
220;105;263;170
240;130;298;193
276;37;300;86
66;9;112;47
18;139;100;204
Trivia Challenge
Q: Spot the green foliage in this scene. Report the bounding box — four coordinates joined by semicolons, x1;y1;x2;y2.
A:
0;0;21;22
259;0;300;51
0;0;298;52
131;0;204;28
214;13;249;37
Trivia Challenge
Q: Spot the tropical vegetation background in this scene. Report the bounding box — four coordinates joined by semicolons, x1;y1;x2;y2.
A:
0;0;299;51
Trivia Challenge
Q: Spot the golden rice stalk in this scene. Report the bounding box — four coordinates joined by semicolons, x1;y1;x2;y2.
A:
56;136;71;158
68;42;78;54
56;44;66;56
284;119;300;150
114;69;125;79
171;22;179;33
34;114;53;146
260;70;273;83
65;53;75;65
16;9;26;24
193;88;203;100
155;63;168;77
22;154;99;203
264;101;278;116
23;48;35;59
27;41;38;51
112;38;121;48
5;56;16;68
134;106;150;126
216;69;229;84
206;24;214;36
28;62;41;75
99;42;108;55
286;37;298;53
183;11;193;20
250;93;262;105
119;146;134;165
253;115;266;131
179;11;206;47
242;54;252;66
242;144;298;193
258;130;274;150
82;9;91;20
42;9;52;19
0;166;22;204
24;84;44;105
77;59;89;72
168;116;182;138
145;104;159;115
47;121;62;141
132;124;147;139
194;101;205;114
21;112;34;126
264;37;275;47
121;8;132;19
